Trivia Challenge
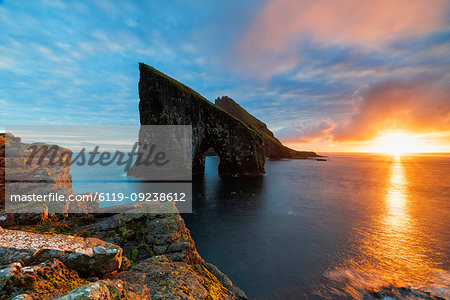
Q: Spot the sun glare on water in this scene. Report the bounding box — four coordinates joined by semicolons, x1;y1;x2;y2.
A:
369;132;425;155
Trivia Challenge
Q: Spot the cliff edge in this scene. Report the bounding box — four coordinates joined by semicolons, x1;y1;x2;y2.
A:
215;96;318;159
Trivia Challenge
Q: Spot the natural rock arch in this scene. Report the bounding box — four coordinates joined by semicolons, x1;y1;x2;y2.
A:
136;63;265;176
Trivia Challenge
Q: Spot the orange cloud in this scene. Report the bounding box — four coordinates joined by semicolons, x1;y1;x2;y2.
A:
332;76;450;141
238;0;449;70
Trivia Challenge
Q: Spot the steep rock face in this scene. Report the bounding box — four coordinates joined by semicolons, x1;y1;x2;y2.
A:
1;134;104;228
3;133;73;196
215;96;318;159
1;133;75;225
136;63;265;176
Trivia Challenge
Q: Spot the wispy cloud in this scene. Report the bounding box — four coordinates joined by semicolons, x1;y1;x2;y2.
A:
276;119;335;143
0;0;208;126
236;0;449;78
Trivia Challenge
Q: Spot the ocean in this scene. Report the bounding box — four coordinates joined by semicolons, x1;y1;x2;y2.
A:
73;153;450;299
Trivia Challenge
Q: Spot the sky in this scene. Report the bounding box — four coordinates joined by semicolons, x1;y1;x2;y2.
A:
1;0;449;153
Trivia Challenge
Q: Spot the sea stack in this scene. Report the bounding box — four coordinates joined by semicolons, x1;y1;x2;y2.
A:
135;63;265;176
215;96;318;159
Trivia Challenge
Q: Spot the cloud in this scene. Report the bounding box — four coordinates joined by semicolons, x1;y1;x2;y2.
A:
332;76;450;141
237;0;449;74
273;75;450;144
276;119;335;143
0;56;17;71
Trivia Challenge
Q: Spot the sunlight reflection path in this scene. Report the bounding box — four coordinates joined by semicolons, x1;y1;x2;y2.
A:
358;155;438;293
322;155;449;298
385;155;409;227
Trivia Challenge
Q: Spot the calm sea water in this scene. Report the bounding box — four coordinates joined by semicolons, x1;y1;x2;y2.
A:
183;154;450;299
72;153;450;299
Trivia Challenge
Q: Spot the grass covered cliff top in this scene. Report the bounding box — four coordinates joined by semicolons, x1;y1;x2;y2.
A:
138;63;261;132
215;96;280;142
139;63;210;104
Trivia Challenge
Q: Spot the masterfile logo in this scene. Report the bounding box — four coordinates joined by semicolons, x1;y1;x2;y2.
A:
4;125;192;214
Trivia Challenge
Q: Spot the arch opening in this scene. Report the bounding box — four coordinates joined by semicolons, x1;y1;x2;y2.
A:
204;147;221;175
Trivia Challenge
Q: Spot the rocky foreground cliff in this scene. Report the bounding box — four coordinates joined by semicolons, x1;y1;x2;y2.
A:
0;133;247;299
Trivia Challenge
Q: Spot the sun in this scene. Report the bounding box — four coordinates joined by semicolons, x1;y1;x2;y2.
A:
368;132;424;155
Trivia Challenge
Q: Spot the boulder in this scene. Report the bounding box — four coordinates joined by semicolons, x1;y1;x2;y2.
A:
12;294;34;300
71;204;203;265
0;262;22;291
0;259;87;299
56;279;149;300
114;255;247;299
0;228;122;277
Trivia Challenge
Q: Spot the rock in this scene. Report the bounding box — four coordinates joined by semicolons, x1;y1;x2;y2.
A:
56;279;149;300
10;204;49;224
66;192;100;214
1;133;74;225
55;281;110;300
204;263;248;299
71;204;203;265
0;228;122;277
0;215;6;227
119;257;131;272
0;134;102;227
129;63;265;176
365;285;446;300
215;96;318;159
12;294;34;300
0;259;87;300
114;255;247;299
0;262;22;291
